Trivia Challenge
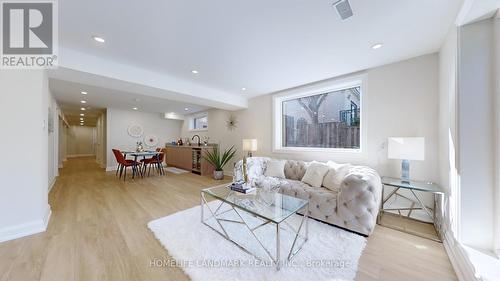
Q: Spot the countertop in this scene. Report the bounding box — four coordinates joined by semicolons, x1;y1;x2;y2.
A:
165;144;217;149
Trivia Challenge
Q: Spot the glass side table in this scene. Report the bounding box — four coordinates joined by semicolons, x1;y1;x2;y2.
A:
377;177;445;242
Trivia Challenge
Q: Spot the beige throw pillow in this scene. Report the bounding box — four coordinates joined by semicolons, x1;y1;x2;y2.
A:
322;161;351;191
265;160;286;179
301;162;330;188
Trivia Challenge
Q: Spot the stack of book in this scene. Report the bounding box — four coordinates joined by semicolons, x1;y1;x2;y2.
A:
228;181;255;194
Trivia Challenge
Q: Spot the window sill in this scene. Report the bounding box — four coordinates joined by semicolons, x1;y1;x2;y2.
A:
189;128;208;132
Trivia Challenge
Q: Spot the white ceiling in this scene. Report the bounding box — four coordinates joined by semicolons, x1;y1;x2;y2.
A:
50;79;209;126
58;0;462;100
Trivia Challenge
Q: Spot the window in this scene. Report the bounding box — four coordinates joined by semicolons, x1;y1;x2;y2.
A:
274;81;362;152
190;114;208;131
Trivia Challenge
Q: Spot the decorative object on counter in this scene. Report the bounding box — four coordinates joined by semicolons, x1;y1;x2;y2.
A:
203;136;209;146
127;123;143;138
202;146;237;180
136;141;144;152
388;137;425;183
177;138;184;146
185;138;191;146
226;114;238;131
144;134;158;147
242;139;258;157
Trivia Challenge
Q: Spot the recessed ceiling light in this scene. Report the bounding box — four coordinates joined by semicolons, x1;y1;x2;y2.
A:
80;100;87;104
80;108;86;111
184;107;189;111
191;70;198;74
92;36;105;43
241;87;246;91
80;113;84;116
133;107;138;110
371;43;383;50
80;124;84;126
80;118;84;120
81;91;87;95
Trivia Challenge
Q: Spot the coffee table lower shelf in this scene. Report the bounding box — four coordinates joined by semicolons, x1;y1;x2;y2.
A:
200;190;309;270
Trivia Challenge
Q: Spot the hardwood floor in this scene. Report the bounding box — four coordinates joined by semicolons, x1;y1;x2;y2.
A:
0;157;457;281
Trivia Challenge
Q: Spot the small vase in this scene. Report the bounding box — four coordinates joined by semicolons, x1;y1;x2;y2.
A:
213;170;224;180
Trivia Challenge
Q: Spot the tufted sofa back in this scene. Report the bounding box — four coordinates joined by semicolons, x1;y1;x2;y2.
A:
284;160;308;180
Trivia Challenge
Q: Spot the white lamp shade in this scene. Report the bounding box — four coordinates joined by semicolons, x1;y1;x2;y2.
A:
388;137;425;161
242;139;258;152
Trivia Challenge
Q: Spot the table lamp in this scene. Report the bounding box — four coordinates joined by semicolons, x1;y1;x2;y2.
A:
388;137;425;182
242;139;258;157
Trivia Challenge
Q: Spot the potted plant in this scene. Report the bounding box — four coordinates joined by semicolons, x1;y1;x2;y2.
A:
203;146;237;180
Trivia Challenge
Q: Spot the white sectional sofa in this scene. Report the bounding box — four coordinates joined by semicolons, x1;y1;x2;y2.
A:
234;157;382;236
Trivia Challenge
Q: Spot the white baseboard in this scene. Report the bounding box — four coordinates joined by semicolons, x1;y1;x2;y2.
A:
48;177;57;193
106;165;118;172
0;204;52;244
443;230;479;281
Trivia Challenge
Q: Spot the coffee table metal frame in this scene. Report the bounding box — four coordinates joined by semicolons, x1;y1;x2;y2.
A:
200;186;309;270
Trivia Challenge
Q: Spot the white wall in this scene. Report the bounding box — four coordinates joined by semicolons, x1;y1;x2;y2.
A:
95;111;107;168
48;94;59;191
67;126;95;156
457;18;495;251
182;54;440;186
438;26;460;239
0;70;51;242
58;118;68;168
106;108;182;169
494;13;500;257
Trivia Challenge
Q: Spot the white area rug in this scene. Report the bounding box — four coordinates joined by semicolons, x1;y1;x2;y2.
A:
148;201;367;281
165;167;190;174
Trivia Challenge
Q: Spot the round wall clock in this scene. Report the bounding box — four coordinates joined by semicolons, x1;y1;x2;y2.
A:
127;124;143;138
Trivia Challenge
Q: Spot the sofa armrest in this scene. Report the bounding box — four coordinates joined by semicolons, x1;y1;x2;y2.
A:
337;167;382;236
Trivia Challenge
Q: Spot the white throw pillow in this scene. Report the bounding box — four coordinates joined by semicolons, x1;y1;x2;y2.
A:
265;160;286;179
322;161;351;191
301;162;330;188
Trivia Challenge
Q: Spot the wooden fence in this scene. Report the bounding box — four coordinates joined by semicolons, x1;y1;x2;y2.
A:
284;118;360;148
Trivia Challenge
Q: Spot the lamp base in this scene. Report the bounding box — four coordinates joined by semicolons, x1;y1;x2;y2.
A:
401;159;410;183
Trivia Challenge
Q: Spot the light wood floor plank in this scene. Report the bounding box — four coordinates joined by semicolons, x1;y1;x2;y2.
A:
0;157;457;281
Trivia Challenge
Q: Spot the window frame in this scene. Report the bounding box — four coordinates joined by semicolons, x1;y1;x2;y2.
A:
272;76;365;154
188;112;208;132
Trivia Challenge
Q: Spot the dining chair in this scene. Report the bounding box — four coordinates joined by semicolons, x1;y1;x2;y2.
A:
142;149;166;176
112;149;141;181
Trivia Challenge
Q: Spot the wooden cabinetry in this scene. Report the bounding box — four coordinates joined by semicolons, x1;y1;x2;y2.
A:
165;145;215;176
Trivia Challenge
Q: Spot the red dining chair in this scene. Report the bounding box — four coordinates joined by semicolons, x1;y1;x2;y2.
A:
141;149;157;174
112;149;141;181
142;148;166;176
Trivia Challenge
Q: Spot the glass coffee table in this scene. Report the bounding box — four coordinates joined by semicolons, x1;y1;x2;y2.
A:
200;184;309;270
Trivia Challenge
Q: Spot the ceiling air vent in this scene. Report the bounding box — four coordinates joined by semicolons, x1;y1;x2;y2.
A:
333;0;353;20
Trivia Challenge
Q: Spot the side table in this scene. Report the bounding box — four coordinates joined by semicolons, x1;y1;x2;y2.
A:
377;176;445;242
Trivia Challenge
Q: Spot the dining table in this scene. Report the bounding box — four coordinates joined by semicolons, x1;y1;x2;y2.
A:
121;151;162;179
